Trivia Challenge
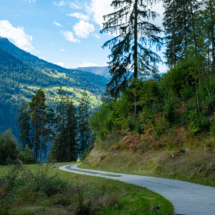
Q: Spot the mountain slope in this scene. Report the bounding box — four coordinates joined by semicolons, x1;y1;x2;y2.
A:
0;38;109;95
0;38;108;137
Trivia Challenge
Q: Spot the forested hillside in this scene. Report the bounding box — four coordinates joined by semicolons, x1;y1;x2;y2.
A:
86;0;215;166
0;38;108;95
0;39;109;137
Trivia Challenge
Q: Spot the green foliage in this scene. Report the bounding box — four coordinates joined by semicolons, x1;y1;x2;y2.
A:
0;163;68;210
18;101;32;149
101;0;162;97
81;145;94;161
188;110;210;134
49;87;78;162
0;129;19;165
164;97;176;123
18;146;34;164
78;91;94;151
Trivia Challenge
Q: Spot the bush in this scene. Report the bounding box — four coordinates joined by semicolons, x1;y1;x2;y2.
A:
0;163;69;209
0;129;19;165
188;110;210;134
164;98;176;123
18;146;34;164
81;146;94;161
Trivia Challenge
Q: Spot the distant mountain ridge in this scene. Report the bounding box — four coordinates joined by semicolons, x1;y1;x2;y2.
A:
75;66;111;78
0;38;109;94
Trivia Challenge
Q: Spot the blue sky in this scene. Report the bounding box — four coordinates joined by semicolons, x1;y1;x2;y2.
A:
0;0;166;72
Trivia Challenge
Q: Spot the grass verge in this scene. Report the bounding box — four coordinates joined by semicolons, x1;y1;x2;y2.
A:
0;163;174;215
81;148;215;187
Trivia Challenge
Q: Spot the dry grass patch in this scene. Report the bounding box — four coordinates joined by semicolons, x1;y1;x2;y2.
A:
82;147;215;187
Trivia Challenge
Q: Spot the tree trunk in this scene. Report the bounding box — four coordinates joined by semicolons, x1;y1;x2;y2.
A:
191;2;200;116
134;0;139;115
201;69;215;111
173;0;176;66
212;28;215;68
40;118;44;163
68;126;70;162
33;106;37;160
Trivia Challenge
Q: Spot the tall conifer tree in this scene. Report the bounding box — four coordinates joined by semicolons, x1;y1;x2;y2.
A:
101;0;162;114
29;88;46;160
78;91;92;152
51;87;77;162
18;101;32;149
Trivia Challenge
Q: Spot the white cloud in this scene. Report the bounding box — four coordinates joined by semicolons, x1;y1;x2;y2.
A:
94;33;100;39
68;2;81;9
0;20;34;51
77;61;98;67
54;62;65;67
53;21;62;27
54;62;71;68
73;20;95;38
67;12;89;21
88;0;113;27
60;48;65;51
87;0;164;29
53;1;66;6
150;2;165;29
61;31;80;43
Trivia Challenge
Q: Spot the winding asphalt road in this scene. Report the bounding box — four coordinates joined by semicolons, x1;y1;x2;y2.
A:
59;164;215;215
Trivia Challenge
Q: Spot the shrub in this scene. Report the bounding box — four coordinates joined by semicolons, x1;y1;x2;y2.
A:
0;129;19;165
188;110;210;134
18;146;34;164
81;145;94;161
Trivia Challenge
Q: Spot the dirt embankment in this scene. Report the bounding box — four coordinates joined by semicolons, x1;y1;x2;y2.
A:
82;148;215;187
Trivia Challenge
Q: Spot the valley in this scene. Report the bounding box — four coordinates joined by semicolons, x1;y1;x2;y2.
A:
0;37;108;137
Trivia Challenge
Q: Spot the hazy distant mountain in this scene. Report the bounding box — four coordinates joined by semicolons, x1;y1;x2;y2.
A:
75;66;111;78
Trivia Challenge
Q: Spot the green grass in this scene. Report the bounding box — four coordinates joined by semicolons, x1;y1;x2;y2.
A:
0;163;174;215
24;85;101;108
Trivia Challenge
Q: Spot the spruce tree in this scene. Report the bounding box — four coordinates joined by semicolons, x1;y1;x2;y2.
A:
65;98;77;161
78;91;92;152
163;0;194;66
163;0;178;66
29;88;46;160
101;0;163;114
52;87;77;162
18;101;32;149
200;0;215;68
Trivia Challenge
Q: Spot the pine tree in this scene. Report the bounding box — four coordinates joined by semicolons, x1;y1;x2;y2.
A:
51;87;77;162
29;88;46;160
65;98;77;161
18;101;32;149
78;91;92;152
163;0;178;66
101;0;163;114
38;107;56;162
163;0;194;66
200;0;215;68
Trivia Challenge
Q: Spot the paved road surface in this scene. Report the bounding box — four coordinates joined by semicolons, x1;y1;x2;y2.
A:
59;164;215;215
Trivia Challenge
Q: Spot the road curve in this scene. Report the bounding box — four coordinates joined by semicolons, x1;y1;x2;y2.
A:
59;164;215;215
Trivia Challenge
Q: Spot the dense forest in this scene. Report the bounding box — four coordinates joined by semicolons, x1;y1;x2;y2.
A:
89;0;215;152
0;39;108;137
0;87;93;164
